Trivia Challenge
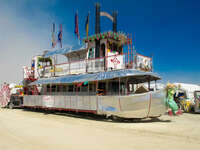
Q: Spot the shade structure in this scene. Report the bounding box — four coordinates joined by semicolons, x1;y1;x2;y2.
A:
44;45;86;58
30;69;161;86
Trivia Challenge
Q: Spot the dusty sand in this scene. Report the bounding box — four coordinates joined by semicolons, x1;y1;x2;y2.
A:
0;108;200;150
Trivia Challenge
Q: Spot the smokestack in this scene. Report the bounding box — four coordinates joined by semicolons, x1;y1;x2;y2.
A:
113;11;117;33
95;3;100;58
95;3;100;34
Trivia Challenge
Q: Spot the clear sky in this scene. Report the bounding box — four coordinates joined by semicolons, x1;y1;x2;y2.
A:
0;0;200;85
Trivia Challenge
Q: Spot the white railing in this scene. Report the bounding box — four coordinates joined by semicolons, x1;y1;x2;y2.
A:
70;60;86;74
55;63;70;76
39;53;152;78
87;57;105;73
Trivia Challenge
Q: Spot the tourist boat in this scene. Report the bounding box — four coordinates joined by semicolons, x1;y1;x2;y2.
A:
22;4;166;119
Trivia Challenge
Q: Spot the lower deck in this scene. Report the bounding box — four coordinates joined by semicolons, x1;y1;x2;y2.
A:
25;70;166;118
23;89;166;118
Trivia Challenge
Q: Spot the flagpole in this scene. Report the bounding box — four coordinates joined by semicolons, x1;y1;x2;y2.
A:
51;23;56;49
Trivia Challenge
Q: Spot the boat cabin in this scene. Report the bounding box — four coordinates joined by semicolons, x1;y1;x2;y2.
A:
28;69;160;96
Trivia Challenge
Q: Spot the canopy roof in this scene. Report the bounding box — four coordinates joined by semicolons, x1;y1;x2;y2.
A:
30;69;161;85
44;45;86;58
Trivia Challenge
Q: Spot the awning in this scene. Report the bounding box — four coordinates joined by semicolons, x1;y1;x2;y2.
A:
29;69;161;85
44;45;86;58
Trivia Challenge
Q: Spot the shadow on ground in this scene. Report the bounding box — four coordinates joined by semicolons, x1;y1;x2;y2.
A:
22;107;171;123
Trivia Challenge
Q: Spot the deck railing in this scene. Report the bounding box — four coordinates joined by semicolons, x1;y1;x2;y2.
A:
36;53;152;78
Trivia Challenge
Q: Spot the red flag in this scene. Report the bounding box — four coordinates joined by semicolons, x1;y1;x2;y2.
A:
75;11;80;39
77;82;83;87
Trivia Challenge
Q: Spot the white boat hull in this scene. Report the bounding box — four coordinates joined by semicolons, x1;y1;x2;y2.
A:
23;90;166;118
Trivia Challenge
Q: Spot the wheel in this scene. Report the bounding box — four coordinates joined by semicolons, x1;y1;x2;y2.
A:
8;103;14;109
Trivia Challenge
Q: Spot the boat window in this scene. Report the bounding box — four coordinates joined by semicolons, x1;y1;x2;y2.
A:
47;84;50;92
97;82;106;96
120;82;125;95
196;92;200;98
68;85;73;92
38;62;43;68
134;85;149;94
57;85;60;92
174;90;186;100
110;82;119;94
129;84;134;92
88;48;94;59
100;43;106;57
89;83;95;92
113;43;117;52
76;87;80;92
51;85;56;92
63;85;67;92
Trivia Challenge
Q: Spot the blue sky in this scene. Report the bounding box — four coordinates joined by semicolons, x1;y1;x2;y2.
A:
0;0;200;84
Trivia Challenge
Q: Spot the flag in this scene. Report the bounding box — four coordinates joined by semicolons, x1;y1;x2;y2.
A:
74;11;80;39
58;24;63;48
85;13;89;38
51;23;56;48
77;82;83;87
83;81;88;85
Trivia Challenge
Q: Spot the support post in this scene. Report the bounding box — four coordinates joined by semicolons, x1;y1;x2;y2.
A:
44;85;47;95
96;80;98;95
96;80;98;112
130;33;133;65
126;77;129;95
88;82;90;95
119;78;120;96
155;80;157;91
50;84;52;96
118;77;122;111
148;78;151;91
127;34;130;68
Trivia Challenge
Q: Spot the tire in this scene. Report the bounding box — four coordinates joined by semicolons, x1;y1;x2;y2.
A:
8;103;14;109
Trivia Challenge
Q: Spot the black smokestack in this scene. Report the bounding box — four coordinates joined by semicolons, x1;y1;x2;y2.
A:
113;11;117;33
95;3;100;58
95;3;100;34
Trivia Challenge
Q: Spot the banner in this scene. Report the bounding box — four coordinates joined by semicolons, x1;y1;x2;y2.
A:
107;54;123;70
0;84;11;107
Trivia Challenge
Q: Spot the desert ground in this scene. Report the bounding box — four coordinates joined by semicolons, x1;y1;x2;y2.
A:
0;108;200;150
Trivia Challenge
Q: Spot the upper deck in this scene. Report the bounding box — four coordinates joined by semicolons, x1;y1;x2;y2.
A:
24;31;153;80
